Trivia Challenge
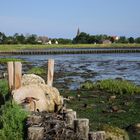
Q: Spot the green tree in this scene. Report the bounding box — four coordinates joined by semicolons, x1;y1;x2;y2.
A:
26;34;37;44
0;32;6;44
117;36;128;43
73;32;90;44
88;35;96;44
128;37;135;43
135;37;140;43
57;38;72;44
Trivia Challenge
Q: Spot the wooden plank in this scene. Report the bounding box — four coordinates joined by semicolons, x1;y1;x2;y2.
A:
7;62;14;91
14;62;22;89
47;59;54;87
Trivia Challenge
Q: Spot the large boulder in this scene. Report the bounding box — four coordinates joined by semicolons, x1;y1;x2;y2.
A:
22;74;45;86
12;74;63;112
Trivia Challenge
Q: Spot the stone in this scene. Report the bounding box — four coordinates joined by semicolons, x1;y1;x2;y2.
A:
22;74;45;86
39;84;63;112
28;126;44;140
12;84;63;112
12;84;49;112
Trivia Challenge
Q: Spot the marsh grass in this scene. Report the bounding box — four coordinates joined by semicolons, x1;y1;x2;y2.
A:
81;79;140;95
0;44;140;51
0;58;24;63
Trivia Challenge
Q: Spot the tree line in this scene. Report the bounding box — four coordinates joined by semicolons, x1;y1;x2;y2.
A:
0;32;140;44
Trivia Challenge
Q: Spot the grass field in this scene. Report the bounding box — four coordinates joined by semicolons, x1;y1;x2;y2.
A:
0;44;140;51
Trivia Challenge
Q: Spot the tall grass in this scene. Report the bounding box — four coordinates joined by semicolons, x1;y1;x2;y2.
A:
0;79;28;140
0;79;9;96
0;101;28;140
0;58;24;63
81;79;140;95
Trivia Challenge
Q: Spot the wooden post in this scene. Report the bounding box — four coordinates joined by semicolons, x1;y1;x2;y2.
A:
65;110;77;128
7;62;14;91
47;59;54;87
28;127;44;140
74;118;89;140
88;131;106;140
14;62;22;89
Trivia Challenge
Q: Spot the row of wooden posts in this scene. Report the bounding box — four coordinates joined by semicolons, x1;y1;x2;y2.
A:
7;59;55;91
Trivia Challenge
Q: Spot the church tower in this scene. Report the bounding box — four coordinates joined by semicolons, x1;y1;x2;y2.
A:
77;28;80;36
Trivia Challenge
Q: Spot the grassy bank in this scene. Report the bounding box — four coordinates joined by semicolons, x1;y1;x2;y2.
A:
62;79;140;139
0;44;140;51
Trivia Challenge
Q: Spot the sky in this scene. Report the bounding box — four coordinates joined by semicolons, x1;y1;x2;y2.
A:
0;0;140;38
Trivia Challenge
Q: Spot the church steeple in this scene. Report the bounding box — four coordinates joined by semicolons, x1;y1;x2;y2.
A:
77;28;80;36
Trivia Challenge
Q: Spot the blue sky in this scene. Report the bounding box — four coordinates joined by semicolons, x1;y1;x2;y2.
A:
0;0;140;38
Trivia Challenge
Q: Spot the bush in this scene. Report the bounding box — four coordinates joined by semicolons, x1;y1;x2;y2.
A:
0;101;28;140
81;79;140;95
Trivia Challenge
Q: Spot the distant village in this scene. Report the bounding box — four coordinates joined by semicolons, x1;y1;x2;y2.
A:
0;28;140;44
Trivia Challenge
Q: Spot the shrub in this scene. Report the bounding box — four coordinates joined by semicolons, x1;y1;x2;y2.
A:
0;101;28;140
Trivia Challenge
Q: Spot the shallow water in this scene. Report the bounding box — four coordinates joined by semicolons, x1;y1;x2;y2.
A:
1;53;140;89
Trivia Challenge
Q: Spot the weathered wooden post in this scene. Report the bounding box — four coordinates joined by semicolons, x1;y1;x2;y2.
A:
74;118;89;140
88;131;106;140
14;62;22;90
7;62;14;91
28;127;44;140
47;59;54;87
65;109;77;128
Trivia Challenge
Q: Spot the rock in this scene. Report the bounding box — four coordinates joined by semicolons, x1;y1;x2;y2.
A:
12;84;49;112
12;74;63;112
39;84;63;112
22;74;45;86
28;126;44;140
12;84;63;112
